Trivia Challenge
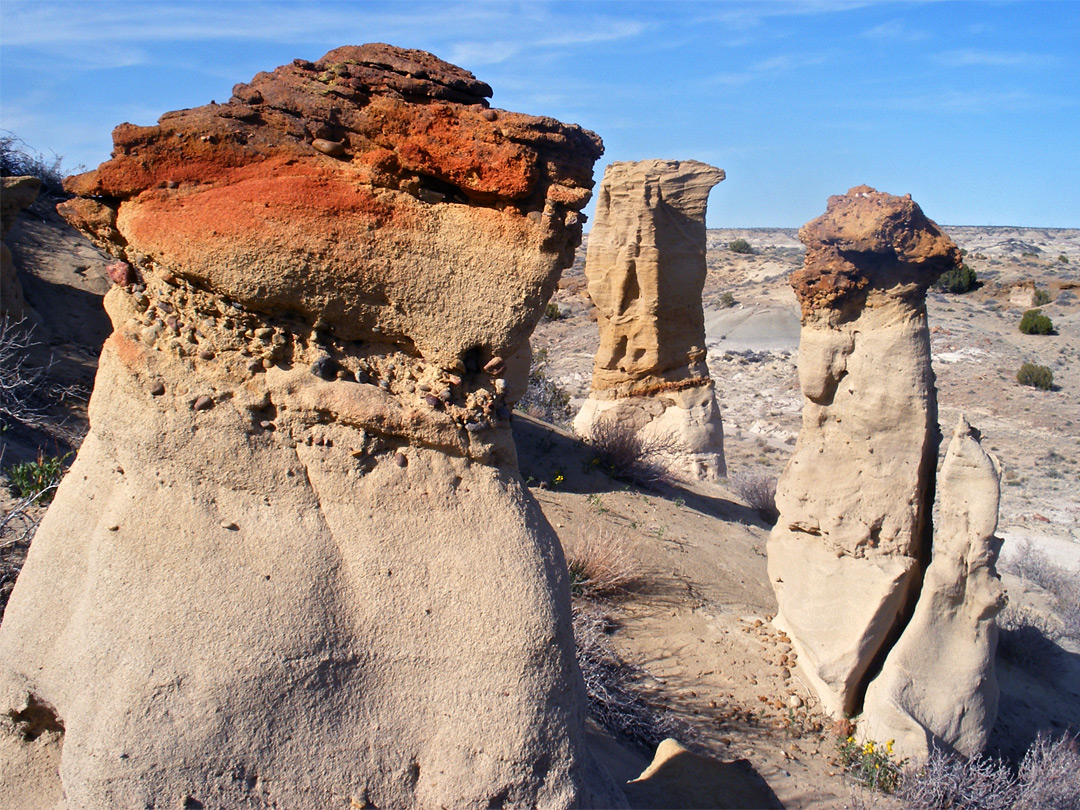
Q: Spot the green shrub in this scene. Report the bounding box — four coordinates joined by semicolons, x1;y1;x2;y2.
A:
1059;254;1069;264
544;301;564;321
1019;309;1054;335
1033;288;1052;306
728;238;753;254
719;291;736;308
6;451;71;503
1017;363;1053;390
935;263;978;293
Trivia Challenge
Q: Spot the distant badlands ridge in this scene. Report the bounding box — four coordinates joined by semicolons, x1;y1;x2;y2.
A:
696;226;1080;255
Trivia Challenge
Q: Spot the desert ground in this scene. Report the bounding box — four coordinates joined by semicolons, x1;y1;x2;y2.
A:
3;196;1078;807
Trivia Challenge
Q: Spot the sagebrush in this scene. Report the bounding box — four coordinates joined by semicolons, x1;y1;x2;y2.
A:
1016;363;1053;391
1019;309;1054;336
516;348;572;427
728;237;753;254
936;263;978;293
573;605;681;751
731;472;779;523
0;131;70;195
586;417;677;488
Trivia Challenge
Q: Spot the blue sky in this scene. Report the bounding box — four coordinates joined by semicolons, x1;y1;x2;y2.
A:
2;0;1078;227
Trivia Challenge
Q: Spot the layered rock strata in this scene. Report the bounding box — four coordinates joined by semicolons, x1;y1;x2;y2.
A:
1;175;40;319
860;417;1005;758
574;159;727;481
767;186;961;717
0;45;624;808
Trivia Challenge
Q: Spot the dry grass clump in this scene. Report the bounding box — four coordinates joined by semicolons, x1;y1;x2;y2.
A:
572;605;681;752
586;417;678;489
0;318;49;431
731;472;779;523
565;523;643;601
896;733;1080;810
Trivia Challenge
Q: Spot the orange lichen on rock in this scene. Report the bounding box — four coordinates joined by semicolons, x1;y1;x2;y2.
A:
790;185;961;319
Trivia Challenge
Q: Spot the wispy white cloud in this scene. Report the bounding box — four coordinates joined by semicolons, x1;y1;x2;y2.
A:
693;0;878;31
705;53;828;86
934;49;1058;69
860;19;928;42
858;88;1074;114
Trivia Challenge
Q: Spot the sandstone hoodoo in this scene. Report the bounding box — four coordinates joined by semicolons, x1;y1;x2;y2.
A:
0;45;623;808
574;159;728;481
861;416;1006;759
767;186;962;718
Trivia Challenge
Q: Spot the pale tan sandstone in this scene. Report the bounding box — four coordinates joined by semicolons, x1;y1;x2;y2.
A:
768;186;961;717
1;176;40;319
860;417;1005;759
0;46;624;809
574;159;727;481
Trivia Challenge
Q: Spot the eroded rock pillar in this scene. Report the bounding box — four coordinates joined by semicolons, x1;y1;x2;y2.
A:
574;159;727;481
767;186;961;717
0;45;624;809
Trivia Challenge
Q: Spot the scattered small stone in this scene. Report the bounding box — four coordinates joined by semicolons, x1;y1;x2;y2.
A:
259;421;275;431
220;521;238;531
193;396;214;411
438;388;452;401
393;452;408;468
246;360;263;373
483;356;505;375
107;525;120;532
149;382;166;396
312;138;346;157
424;394;442;409
787;695;804;709
464;421;485;432
105;261;136;286
481;109;497;122
198;349;215;360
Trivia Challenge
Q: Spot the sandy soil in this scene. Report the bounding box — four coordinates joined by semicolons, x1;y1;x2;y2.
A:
2;205;1078;807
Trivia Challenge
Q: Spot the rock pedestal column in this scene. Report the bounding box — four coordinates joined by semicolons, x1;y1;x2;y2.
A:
574;159;727;481
0;45;625;809
767;186;961;717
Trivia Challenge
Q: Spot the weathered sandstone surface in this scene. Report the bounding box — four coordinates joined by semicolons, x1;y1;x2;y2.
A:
861;417;1005;758
1;175;40;319
0;45;624;809
574;159;727;480
768;186;961;717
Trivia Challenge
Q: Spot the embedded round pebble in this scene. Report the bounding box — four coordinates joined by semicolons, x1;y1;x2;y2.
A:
220;521;239;531
393;452;408;468
312;138;346;157
193;396;214;411
149;382;166;396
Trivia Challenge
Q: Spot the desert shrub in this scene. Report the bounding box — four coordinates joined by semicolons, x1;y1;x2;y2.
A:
898;747;1019;810
838;735;905;794
1004;540;1080;640
515;348;572;427
936;263;978;293
0;131;69;195
0;318;50;430
997;603;1064;669
544;301;564;321
566;523;643;600
1019;309;1054;335
728;237;753;254
1015;732;1080;809
573;605;681;751
731;472;779;523
586;417;677;488
1033;288;1052;306
1059;254;1069;264
1017;363;1054;391
719;291;736;308
6;451;71;504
